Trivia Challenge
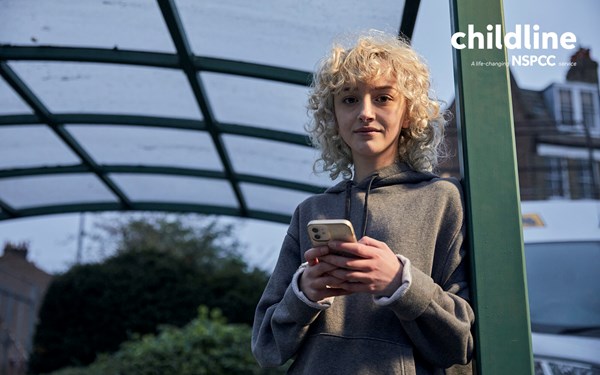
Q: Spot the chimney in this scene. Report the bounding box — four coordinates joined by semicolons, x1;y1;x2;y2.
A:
3;242;29;259
566;48;599;84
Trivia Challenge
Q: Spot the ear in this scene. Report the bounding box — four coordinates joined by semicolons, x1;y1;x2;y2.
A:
401;118;410;129
400;98;410;129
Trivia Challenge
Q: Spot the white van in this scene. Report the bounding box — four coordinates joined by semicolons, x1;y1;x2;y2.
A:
521;200;600;374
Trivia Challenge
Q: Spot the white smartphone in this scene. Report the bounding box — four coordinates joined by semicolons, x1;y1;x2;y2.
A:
307;219;357;247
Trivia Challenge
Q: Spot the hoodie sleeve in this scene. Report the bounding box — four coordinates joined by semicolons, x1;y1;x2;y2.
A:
387;229;474;368
251;208;329;368
376;182;475;369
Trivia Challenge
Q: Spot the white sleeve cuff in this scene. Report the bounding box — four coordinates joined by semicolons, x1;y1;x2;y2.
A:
292;262;334;310
374;254;412;306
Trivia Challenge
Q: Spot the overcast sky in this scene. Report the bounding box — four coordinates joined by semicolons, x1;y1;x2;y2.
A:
1;0;598;275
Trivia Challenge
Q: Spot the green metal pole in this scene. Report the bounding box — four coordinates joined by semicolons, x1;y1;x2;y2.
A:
449;0;534;374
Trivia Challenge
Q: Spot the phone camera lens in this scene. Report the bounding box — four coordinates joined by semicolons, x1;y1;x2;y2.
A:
311;227;319;233
314;234;321;240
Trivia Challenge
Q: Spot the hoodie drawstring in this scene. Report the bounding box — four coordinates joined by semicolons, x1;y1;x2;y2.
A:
362;175;377;237
345;174;378;238
345;180;352;222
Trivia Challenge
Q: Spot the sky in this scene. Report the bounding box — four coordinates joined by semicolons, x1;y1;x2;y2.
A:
0;0;599;275
502;0;599;91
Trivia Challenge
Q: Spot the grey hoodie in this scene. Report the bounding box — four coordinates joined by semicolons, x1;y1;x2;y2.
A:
252;162;474;375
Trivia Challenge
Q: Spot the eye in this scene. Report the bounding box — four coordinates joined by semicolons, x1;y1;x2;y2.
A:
375;95;393;103
342;97;358;104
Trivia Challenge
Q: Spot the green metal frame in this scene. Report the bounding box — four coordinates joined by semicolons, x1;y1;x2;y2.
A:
450;0;533;374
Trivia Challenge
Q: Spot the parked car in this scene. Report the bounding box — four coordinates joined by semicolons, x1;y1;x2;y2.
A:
521;200;600;374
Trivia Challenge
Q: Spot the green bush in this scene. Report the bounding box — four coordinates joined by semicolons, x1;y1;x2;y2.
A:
47;307;286;375
29;216;271;374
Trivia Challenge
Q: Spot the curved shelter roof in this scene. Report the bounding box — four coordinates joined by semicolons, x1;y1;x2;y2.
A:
0;0;428;224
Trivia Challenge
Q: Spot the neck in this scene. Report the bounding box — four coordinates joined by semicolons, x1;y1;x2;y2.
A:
353;159;397;182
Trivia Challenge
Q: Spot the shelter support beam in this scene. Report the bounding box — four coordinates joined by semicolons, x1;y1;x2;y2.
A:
5;202;292;225
0;114;311;147
398;0;421;41
0;62;133;210
158;0;249;217
0;45;312;86
0;165;326;195
449;0;533;374
0;199;17;219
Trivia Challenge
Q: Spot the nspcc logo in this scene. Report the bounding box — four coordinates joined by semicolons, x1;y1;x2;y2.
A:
451;24;577;67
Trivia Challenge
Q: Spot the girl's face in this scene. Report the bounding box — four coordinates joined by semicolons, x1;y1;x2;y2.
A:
333;76;409;171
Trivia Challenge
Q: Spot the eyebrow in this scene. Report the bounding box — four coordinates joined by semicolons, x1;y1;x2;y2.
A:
373;85;399;92
341;85;398;92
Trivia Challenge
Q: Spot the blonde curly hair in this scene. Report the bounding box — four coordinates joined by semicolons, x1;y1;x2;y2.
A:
306;31;446;180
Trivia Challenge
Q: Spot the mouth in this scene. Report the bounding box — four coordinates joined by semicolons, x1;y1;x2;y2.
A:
354;127;381;134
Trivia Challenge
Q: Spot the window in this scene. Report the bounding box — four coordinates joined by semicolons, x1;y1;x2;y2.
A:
577;159;594;199
581;91;596;130
545;157;564;197
525;241;600;333
545;157;571;198
559;89;574;125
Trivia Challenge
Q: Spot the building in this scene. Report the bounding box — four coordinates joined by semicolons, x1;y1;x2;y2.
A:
0;243;52;375
441;48;600;200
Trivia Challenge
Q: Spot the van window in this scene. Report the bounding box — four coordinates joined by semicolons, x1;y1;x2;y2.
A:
525;241;600;336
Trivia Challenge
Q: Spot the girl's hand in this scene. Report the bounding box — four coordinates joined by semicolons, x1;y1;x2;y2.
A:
318;236;404;297
300;246;351;302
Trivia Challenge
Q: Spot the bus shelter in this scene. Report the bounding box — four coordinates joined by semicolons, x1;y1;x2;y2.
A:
0;0;532;373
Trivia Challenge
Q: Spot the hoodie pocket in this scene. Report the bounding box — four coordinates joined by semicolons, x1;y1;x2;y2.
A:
290;334;417;374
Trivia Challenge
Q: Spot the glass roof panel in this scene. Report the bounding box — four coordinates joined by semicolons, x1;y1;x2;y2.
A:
223;135;339;187
0;0;175;53
66;125;223;171
110;174;238;207
0;174;117;209
0;125;80;169
7;61;203;120
202;73;310;133
0;79;33;115
176;0;403;71
410;0;455;104
241;183;312;216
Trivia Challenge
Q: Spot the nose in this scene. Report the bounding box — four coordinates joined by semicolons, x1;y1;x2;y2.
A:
358;100;374;123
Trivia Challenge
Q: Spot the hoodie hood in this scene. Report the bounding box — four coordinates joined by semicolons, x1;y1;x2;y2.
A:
325;162;438;194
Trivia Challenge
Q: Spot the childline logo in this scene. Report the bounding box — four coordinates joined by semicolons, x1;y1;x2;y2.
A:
451;24;578;67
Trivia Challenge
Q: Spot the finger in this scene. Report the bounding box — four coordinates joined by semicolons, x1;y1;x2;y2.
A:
327;268;372;283
304;261;339;278
304;246;330;263
301;276;351;302
302;269;345;290
327;241;369;258
313;274;351;290
358;236;388;249
312;287;352;300
319;254;374;271
308;276;368;294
